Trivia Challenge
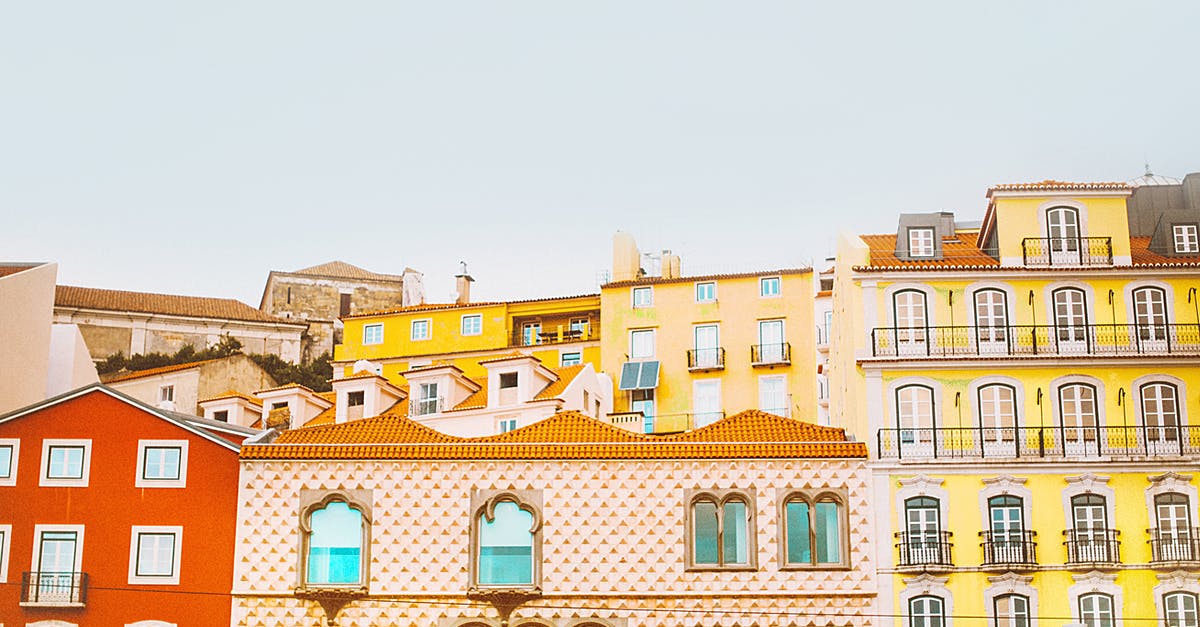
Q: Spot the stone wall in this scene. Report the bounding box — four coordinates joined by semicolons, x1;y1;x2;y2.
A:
77;324;132;359
264;275;407;360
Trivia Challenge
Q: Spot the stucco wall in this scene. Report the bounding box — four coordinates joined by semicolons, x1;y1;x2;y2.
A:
0;263;56;413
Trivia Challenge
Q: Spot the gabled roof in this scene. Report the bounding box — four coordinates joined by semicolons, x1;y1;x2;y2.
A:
101;358;218;384
0;263;44;278
241;408;866;460
1130;237;1200;267
199;391;263;407
0;384;248;451
856;233;1000;271
532;364;585;400
290;261;406;283
56;285;299;325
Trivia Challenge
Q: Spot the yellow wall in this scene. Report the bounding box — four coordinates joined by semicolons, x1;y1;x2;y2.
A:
992;194;1133;261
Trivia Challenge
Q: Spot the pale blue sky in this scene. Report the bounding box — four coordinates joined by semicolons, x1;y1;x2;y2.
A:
2;2;1197;306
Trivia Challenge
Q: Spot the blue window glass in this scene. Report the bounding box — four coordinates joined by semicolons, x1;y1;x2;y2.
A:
478;501;534;585
815;500;840;563
722;500;749;564
0;445;12;478
786;500;812;563
306;502;363;585
693;500;719;564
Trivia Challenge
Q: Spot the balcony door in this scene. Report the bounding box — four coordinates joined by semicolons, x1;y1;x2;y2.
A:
1071;494;1110;562
973;289;1009;353
904;497;942;564
893;290;928;353
36;530;80;604
988;495;1027;563
1053;288;1089;350
895;385;935;456
1133;287;1169;345
1141;383;1181;455
1047;206;1081;258
1058;384;1099;456
758;319;785;363
694;325;720;369
1155;493;1194;562
978;384;1017;455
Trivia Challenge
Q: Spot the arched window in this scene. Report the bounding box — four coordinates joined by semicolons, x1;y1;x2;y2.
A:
1164;592;1199;627
1052;288;1089;344
1058;383;1098;446
781;491;845;567
1133;287;1170;341
1079;593;1115;627
986;495;1029;564
301;498;369;587
1047;207;1081;252
472;492;541;588
974;289;1009;347
1141;383;1181;442
1068;494;1112;563
910;595;945;627
688;490;754;569
896;385;935;448
894;290;928;347
978;384;1018;443
902;496;945;566
1152;493;1195;562
993;593;1030;627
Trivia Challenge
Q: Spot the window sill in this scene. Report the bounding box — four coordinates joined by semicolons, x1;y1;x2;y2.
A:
685;564;758;572
779;563;852;572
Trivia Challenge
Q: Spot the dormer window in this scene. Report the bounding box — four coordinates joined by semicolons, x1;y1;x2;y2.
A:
347;391;365;407
416;383;439;416
1174;224;1199;254
908;228;935;258
499;373;518;389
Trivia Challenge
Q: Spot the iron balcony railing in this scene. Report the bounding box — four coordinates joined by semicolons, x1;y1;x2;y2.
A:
1149;527;1200;564
1064;528;1121;565
1021;236;1113;266
751;342;791;366
877;425;1200;460
687;347;726;371
870;323;1200;358
980;530;1038;567
409;396;445;417
510;326;599;347
21;572;87;606
894;531;954;569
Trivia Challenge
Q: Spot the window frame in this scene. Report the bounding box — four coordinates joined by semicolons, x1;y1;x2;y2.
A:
684;488;757;571
31;524;85;581
629;328;656;360
362;323;384;345
695;281;717;303
1174;224;1200;254
760;276;781;297
909;594;946;627
469;489;543;592
559;351;582;367
135;440;189;488
631;286;653;308
39;439;92;487
297;489;372;590
158;385;174;403
461;314;483;336
1163;592;1199;627
0;523;11;584
127;525;183;585
992;593;1030;627
0;438;19;486
498;418;518;433
1078;592;1115;627
908;227;936;258
410;319;431;341
777;488;850;570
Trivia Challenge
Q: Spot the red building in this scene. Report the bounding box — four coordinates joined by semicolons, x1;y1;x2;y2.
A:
0;384;254;626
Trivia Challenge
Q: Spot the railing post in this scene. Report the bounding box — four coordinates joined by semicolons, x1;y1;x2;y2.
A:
931;427;938;459
1032;325;1039;354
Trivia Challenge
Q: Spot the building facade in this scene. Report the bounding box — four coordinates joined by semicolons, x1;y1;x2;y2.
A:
101;353;279;416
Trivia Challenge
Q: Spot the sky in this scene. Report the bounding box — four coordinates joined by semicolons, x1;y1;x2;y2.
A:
2;1;1197;306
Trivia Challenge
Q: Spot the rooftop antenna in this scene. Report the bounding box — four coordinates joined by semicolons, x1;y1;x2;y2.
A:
1145;156;1152;177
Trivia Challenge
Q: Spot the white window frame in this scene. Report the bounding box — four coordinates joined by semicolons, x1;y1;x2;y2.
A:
760;276;781;297
0;438;19;486
39;439;92;488
909;227;936;258
630;329;656;360
362;323;384;345
158;385;174;403
498;418;518;433
0;523;11;584
135;440;189;489
410;319;431;341
693;379;723;427
461;314;483;336
695;281;717;303
758;374;789;417
30;523;85;577
127;526;183;585
632;286;654;308
1174;224;1199;254
560;351;582;367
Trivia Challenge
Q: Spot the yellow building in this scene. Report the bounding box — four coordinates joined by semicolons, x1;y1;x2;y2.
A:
828;175;1200;627
601;232;816;433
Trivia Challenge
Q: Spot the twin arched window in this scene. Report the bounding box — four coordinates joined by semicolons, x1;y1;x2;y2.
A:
690;492;753;567
782;492;844;566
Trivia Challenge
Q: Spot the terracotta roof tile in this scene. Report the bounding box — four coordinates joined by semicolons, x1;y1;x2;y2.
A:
198;391;263;406
101;359;218;383
855;233;1001;270
987;180;1130;194
291;261;405;283
56;285;296;324
449;378;490;411
344;301;505;319
602;268;810;288
532;365;585;400
0;263;41;278
1130;237;1200;267
241;409;866;460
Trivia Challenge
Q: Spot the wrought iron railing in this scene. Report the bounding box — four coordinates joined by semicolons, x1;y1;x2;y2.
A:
687;347;726;370
1022;236;1113;266
877;425;1200;460
510;326;599;347
1064;528;1121;565
409;396;445;417
751;342;792;365
980;530;1037;567
1149;527;1200;564
870;323;1200;358
21;572;87;605
894;531;954;568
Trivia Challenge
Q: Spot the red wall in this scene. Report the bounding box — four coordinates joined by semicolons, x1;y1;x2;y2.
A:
0;389;242;624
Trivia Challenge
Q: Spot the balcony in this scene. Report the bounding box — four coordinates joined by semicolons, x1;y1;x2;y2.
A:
876;426;1200;460
409;396;445;417
1064;529;1121;568
21;572;87;607
894;531;954;572
606;410;724;434
1149;528;1200;567
816;324;831;349
687;348;726;371
510;326;599;347
869;323;1200;359
980;530;1037;569
1021;236;1113;266
751;342;791;367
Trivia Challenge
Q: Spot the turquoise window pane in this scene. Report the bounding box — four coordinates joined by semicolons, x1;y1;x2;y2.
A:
722;501;748;564
307;502;363;585
693;501;719;564
0;446;11;477
478;501;534;585
815;501;840;563
786;501;812;563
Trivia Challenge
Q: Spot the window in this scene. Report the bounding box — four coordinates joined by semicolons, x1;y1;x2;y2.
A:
903;496;944;565
759;375;788;417
1174;225;1200;254
1133;287;1169;341
695;281;716;302
158;385;174;403
569;317;589;334
977;384;1017;443
461;314;482;336
302;497;368;587
40;439;91;487
630;329;656;359
896;385;935;445
1069;494;1111;563
974;289;1009;346
687;490;755;569
994;594;1030;627
1053;288;1088;343
1059;383;1098;443
909;227;935;257
632;389;655;433
909;595;945;627
32;525;84;604
1165;592;1199;627
1153;493;1195;562
346;391;365;408
272;401;288;410
781;491;846;567
560;352;582;367
1048;206;1081;251
339;293;352;317
136;440;188;488
212;410;229;422
499;372;518;389
757;319;787;363
632;286;653;308
128;526;182;585
1079;593;1115;627
363;323;384;345
693;379;722;427
760;276;781;297
986;495;1028;563
0;439;17;486
498;418;518;433
894;290;928;345
0;524;10;584
471;490;541;589
692;324;720;369
1141;382;1181;442
521;322;541;346
410;319;430;341
415;383;440;416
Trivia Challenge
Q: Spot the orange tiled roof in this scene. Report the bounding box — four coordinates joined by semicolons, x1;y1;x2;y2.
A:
344;301;505;319
477;352;536;365
199;390;263;406
255;382;330;398
987;180;1130;194
101;359;218;383
1130;237;1200;267
240;409;866;460
855;233;1001;270
532;364;585;400
291;261;405;283
0;263;41;278
302;398;409;428
449;377;491;411
56;285;296;324
602;268;811;288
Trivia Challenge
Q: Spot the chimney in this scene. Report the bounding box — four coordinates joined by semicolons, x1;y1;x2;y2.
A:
402;267;425;306
455;261;474;305
661;250;681;279
611;232;641;282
